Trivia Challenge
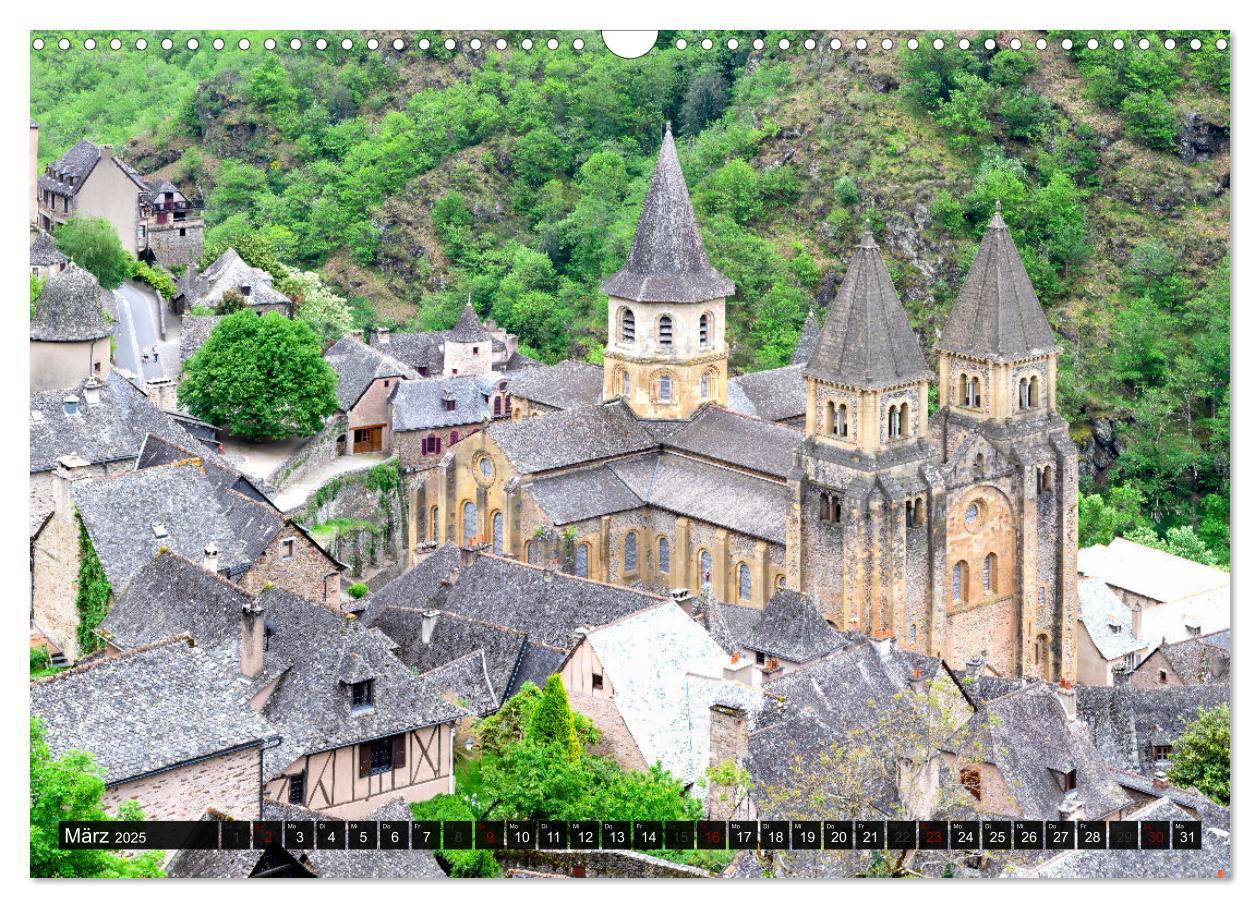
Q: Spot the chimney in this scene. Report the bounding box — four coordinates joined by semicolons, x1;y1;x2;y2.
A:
62;394;80;417
1056;679;1077;720
83;378;101;406
910;665;927;695
709;704;749;770
351;329;364;341
202;543;219;574
1111;663;1131;687
241;603;265;678
458;545;481;568
569;627;588;649
761;659;785;684
421;609;439;645
52;454;91;518
377;327;391;345
965;656;985;678
874;635;896;662
1153;770;1170;790
99;144;113;161
724;654;761;689
1058;792;1085;821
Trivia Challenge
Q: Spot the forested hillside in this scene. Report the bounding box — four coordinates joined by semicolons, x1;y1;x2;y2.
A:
31;30;1230;560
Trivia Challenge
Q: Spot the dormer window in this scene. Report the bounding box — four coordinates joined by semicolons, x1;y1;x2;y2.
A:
1108;622;1122;634
351;679;375;714
240;285;251;297
1053;768;1077;793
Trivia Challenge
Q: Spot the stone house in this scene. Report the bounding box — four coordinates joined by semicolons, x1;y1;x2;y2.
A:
172;248;291;316
1130;631;1230;687
388;372;498;470
367;303;532;377
36;139;204;266
1075;576;1147;686
709;586;851;677
324;336;418;455
30;635;273;822
1076;679;1229;773
29;264;113;393
29;230;68;280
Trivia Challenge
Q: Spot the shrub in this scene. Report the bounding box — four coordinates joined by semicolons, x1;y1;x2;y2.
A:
347;583;369;599
1120;90;1179;151
834;175;860;207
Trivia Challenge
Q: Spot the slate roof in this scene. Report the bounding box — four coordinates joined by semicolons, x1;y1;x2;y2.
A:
578;602;765;785
740;589;846;663
946;683;1131;821
449;302;492;342
390;374;492;432
324;335;419;411
178;249;291;311
1076;682;1228;774
29;231;67;267
100;552;254;650
370;330;445;375
505;360;606;411
179;315;223;363
600;126;734;304
30;636;273;785
38;138;103;195
524;464;644;524
939;203;1060;362
1077;537;1229;603
791;308;821;365
1078;576;1144;661
487;399;657;474
804;232;931;390
415;649;501;717
726;364;806;423
1153;636;1231;685
30;264;113;342
661;405;802;479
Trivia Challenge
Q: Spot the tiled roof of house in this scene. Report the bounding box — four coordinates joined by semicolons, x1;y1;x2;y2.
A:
790;308;821;365
804;232;932;390
727;364;806;424
29;231;68;267
179;249;291;312
1076;682;1229;774
38;138;102;195
939;203;1060;363
504;360;606;412
1154;635;1231;685
179;315;223;364
324;335;419;411
740;589;846;663
371;330;445;375
415;649;501;717
1078;576;1145;661
523;464;644;524
449;302;492;343
600;126;734;304
579;602;765;785
390;374;493;432
947;683;1131;821
1077;537;1229;604
487;399;657;474
30;264;113;342
30;636;273;785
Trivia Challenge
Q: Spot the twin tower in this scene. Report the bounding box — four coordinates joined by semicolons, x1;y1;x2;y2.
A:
602;128;1077;682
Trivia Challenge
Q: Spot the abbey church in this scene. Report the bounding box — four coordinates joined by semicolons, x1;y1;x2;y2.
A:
414;127;1078;683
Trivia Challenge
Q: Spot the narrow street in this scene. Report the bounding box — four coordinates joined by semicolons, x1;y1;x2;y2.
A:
112;281;175;382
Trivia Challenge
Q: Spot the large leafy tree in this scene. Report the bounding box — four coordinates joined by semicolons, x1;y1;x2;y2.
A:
279;269;354;344
52;217;131;289
30;719;164;878
1168;705;1229;805
179;310;338;440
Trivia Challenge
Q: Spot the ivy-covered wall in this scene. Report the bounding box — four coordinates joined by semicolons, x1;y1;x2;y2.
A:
294;459;408;581
74;512;111;656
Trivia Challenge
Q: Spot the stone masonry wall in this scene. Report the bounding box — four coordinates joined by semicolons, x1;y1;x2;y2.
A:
241;527;341;610
147;223;204;268
104;746;262;822
267;415;348;492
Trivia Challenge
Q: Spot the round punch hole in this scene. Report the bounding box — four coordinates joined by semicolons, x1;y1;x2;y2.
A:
805;38;816;50
187;38;199;50
573;38;584;50
84;38;96;50
856;38;867;51
675;38;687;49
907;38;919;50
779;38;790;50
728;38;738;50
445;38;456;50
110;38;122;49
881;38;893;50
213;38;225;50
239;38;251;50
290;38;302;50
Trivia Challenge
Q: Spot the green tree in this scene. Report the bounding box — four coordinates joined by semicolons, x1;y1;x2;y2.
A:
1120;90;1179;150
280;269;354;344
53;217;131;289
30;273;44;318
834;175;861;207
30;718;164;878
527;675;582;763
409;795;501;877
1168;705;1229;805
680;67;729;135
179;310;338;440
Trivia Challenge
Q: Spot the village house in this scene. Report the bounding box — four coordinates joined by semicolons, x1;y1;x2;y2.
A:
367;303;533;377
389;372;499;470
1076;678;1228;774
172;248;292;317
708;585;851;677
30;635;273;822
29;264;113;393
1075;576;1147;686
1130;630;1230;688
1078;537;1229;649
504;360;605;418
29;230;68;280
324;335;418;456
36;138;205;266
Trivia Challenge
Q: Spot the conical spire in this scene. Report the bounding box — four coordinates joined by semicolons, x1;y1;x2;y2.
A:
790;307;821;365
939;202;1058;361
30;263;113;342
804;232;931;390
600;125;735;304
449;300;490;343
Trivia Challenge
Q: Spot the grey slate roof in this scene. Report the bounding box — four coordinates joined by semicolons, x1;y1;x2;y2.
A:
29;232;67;267
30;636;272;785
415;649;501;717
524;464;644;524
324;335;419;411
600;126;735;304
179;315;223;363
178;249;291;312
488;399;657;474
390;374;492;432
30;264;113;342
370;330;445;374
38;138;102;195
661;405;802;479
741;589;846;663
727;364;806;423
947;683;1131;821
1076;682;1229;773
1155;636;1231;684
791;308;821;365
505;360;605;411
449;302;492;342
100;552;254;650
804;232;932;390
1078;576;1144;661
938;203;1060;362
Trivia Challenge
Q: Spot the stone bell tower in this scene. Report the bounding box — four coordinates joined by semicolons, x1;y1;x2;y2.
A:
600;124;734;421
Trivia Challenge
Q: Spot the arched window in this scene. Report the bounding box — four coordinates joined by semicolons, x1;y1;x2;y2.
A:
624;532;638;574
899;402;910;437
494;396;502;416
825;400;836;434
492;511;504;554
430;506;440;542
914;497;926;526
1039;465;1054;494
1019;378;1030;409
963;375;980;408
958;373;968;406
909;623;917;644
462;501;477;546
776;574;786;590
575;543;590;578
658;315;673;347
700;372;710;400
974;453;985;476
738;563;752;601
699;312;710;347
699;549;712;584
906;500;915;527
618;369;630;398
658;373;673;402
1035;634;1050;680
838;403;848;436
887;405;901;439
952;561;969;602
1029;374;1041;408
983;553;996;593
658;537;670;574
621;308;635;343
525;540;539;565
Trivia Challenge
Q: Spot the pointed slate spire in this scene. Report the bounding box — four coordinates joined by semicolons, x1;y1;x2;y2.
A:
449;301;491;343
790;307;821;365
600;124;735;303
804;231;932;390
939;201;1059;361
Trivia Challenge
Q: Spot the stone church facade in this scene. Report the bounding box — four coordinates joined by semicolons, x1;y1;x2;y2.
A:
412;131;1077;682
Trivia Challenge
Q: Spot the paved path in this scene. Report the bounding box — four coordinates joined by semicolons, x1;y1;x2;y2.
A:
271;452;391;513
113;281;171;381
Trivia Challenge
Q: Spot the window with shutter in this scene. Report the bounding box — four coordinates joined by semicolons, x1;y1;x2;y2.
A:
392;734;407;770
358;742;372;777
288;771;306;804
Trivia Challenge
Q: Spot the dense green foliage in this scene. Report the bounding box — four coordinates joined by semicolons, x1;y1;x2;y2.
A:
29;646;63;679
53;217;132;289
346;582;368;599
30;719;164;878
527;675;582;762
1168;704;1229;805
32;31;1229;547
128;258;177;299
30;274;43;318
74;513;111;655
179;309;338;439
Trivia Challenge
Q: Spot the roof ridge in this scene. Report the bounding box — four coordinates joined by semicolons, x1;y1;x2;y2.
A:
30;633;195;687
141;550;253;597
477;551;671;599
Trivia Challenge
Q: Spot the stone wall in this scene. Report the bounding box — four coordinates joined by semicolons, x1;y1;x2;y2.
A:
394;422;484;470
290;460;408;582
104;745;262;822
241;524;342;610
30;460;132;538
31;497;83;660
267;414;347;492
147;222;204;267
501;849;711;879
